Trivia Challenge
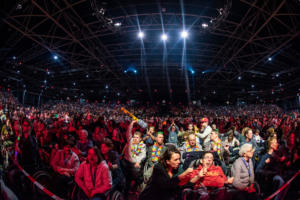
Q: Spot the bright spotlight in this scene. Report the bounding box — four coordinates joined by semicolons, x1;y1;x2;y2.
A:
53;55;58;60
138;31;144;39
134;70;137;74
202;23;208;28
238;76;242;80
268;57;272;61
114;22;122;27
181;31;188;39
161;34;168;41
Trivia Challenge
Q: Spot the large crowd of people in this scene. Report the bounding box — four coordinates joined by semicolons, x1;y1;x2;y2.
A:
0;90;299;200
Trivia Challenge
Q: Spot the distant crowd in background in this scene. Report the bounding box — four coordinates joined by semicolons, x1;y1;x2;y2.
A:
0;90;299;200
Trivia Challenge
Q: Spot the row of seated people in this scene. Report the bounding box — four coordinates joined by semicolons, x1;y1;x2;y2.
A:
2;114;299;200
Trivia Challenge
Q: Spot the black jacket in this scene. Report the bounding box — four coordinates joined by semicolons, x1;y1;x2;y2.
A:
139;162;193;200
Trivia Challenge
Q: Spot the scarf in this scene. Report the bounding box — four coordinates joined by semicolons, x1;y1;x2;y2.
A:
185;143;201;152
131;141;144;157
211;138;222;156
151;142;163;162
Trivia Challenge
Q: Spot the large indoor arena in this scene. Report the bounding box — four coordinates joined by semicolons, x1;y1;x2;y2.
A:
0;1;300;200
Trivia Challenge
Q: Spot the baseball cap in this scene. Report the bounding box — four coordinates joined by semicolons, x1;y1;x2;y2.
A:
201;117;209;123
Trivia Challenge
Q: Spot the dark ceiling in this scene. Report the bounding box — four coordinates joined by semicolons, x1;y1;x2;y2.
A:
1;0;300;104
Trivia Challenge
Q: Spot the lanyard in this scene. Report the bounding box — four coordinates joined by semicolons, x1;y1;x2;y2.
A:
242;158;251;177
90;165;98;187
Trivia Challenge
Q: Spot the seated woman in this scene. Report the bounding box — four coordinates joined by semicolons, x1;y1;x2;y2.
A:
255;137;289;200
100;138;125;190
231;143;258;200
75;146;112;200
139;146;196;200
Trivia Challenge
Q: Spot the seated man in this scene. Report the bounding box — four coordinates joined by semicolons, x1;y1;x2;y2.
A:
51;141;80;197
181;133;202;157
179;152;233;199
208;129;222;158
179;151;233;188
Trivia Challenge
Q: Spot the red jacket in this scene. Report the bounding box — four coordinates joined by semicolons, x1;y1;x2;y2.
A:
179;165;227;188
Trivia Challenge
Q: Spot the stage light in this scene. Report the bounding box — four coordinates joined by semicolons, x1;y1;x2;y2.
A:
134;70;137;74
251;84;255;88
53;55;58;60
73;82;76;86
161;34;168;41
86;74;89;78
105;85;109;89
276;73;279;77
238;76;242;80
191;70;195;74
117;92;120;96
268;57;272;61
47;71;50;75
12;56;16;60
114;22;121;27
138;31;144;39
44;80;47;83
17;70;20;74
181;30;188;39
202;23;208;28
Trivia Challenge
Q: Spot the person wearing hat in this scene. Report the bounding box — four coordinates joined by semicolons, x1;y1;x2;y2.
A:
196;117;212;147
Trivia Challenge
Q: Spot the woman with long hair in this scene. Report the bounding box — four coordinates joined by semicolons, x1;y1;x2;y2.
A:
139;146;194;200
75;146;112;200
